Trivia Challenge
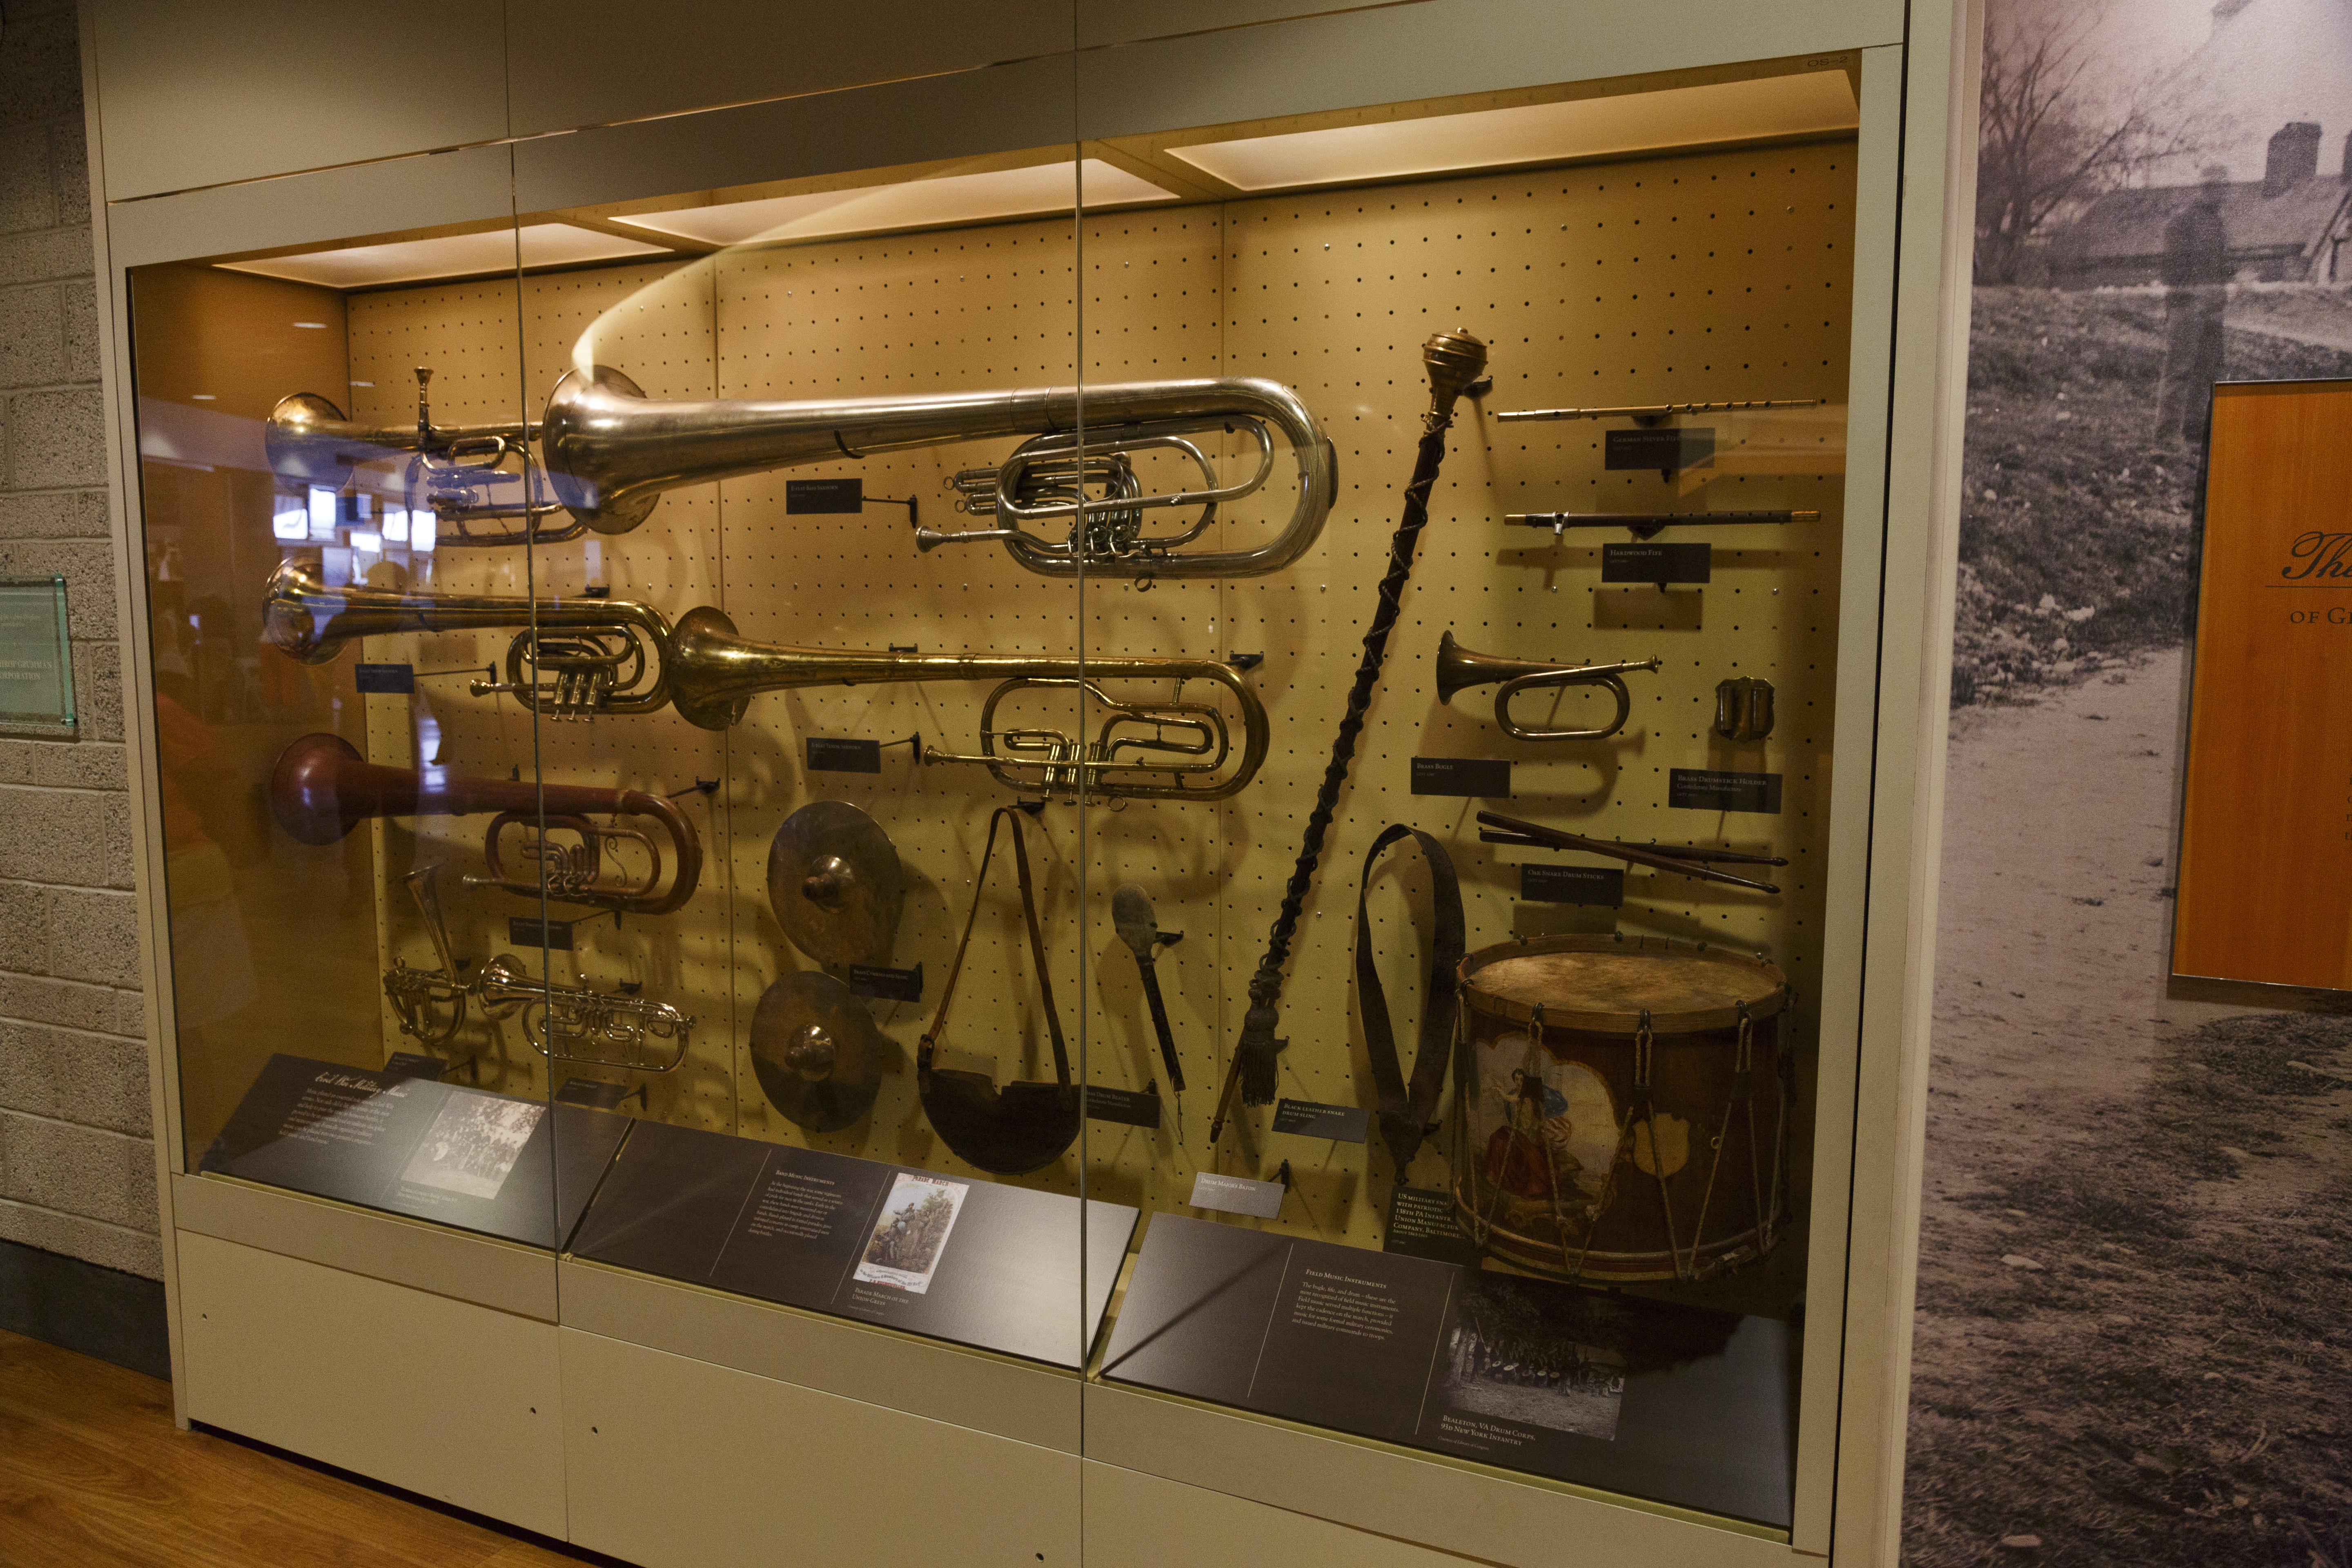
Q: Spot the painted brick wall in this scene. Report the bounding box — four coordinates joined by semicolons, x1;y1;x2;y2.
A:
0;0;156;1280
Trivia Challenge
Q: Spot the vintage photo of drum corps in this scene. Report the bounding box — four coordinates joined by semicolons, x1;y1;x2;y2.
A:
1436;1286;1628;1443
396;1092;544;1201
1908;0;2352;1562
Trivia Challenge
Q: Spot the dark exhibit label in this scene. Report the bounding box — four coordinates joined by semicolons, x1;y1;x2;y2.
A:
1411;756;1511;798
807;736;883;773
1188;1171;1286;1219
1085;1084;1163;1129
566;1118;1138;1370
1667;768;1783;814
199;1053;628;1252
1272;1098;1370;1143
1384;1186;1483;1267
1520;863;1626;906
1605;426;1715;471
354;662;415;695
784;477;864;513
1101;1213;1793;1527
380;1051;445;1080
555;1078;630;1110
508;915;575;951
1601;541;1710;584
846;962;923;1002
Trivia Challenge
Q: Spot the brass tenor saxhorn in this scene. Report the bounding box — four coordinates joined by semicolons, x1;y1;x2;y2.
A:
262;558;670;720
267;367;581;548
1434;631;1662;742
539;364;1337;579
270;733;702;914
665;609;1269;800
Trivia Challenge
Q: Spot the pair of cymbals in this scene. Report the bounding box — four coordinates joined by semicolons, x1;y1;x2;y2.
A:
752;802;905;1132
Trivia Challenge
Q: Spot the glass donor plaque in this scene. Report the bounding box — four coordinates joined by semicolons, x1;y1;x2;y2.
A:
0;577;75;732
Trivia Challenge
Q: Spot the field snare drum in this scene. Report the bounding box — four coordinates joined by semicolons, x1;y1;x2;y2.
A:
1452;934;1793;1284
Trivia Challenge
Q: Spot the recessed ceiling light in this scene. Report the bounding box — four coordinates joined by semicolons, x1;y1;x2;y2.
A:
225;223;670;290
1167;71;1858;192
191;394;216;401
617;159;1173;248
349;380;374;388
292;321;326;329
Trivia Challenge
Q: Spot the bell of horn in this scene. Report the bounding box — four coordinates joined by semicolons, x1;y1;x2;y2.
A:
1434;629;1554;704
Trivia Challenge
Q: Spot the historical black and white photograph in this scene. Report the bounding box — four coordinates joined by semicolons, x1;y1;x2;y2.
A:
1434;1288;1627;1443
396;1092;545;1202
1907;0;2352;1562
853;1172;969;1294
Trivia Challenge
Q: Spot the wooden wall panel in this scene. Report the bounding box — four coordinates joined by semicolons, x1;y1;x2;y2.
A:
2172;379;2352;989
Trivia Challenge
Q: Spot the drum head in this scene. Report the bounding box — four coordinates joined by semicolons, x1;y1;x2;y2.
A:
1459;933;1787;1034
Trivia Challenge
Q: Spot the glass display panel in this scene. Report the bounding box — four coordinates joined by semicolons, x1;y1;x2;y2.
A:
131;216;615;1246
127;41;1872;1539
128;138;1114;1370
1072;60;1859;1533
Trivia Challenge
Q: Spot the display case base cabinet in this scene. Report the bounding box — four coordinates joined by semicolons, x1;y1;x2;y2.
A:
1082;1460;1494;1568
558;1327;1081;1568
175;1231;567;1539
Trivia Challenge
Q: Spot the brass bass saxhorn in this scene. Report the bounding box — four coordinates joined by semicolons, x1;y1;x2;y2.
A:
1434;630;1662;742
665;609;1269;800
539;364;1337;579
270;733;702;914
262;558;670;721
267;367;581;548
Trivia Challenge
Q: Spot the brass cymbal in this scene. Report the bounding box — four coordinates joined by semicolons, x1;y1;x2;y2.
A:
749;970;884;1132
768;800;904;968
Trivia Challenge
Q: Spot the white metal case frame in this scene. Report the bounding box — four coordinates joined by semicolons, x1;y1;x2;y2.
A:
82;0;1973;1563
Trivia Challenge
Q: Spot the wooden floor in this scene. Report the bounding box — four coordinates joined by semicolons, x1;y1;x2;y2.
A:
0;1329;618;1568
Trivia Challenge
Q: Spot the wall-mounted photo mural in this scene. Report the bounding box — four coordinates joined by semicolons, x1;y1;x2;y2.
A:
1909;0;2352;1561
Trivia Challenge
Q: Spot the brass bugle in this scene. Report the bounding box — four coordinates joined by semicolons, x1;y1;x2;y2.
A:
267;367;583;548
664;608;1270;800
539;363;1337;579
262;558;670;720
270;733;702;914
1434;630;1661;742
385;866;692;1071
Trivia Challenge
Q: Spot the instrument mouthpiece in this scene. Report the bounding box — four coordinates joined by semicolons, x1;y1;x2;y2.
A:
1112;883;1158;957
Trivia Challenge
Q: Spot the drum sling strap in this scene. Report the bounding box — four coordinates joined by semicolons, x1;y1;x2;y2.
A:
918;807;1082;1176
1352;824;1465;1171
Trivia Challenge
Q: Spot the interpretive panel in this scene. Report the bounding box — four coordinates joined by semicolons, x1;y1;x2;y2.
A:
2175;378;2352;989
567;1118;1140;1368
200;1053;628;1249
1101;1213;1793;1526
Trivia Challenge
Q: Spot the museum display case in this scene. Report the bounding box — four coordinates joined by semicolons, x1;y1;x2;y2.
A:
96;2;1961;1561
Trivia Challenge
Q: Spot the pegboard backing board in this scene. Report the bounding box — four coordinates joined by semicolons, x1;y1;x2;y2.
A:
334;139;1855;1298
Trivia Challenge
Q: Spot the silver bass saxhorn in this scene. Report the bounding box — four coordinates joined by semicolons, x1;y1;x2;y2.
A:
538;364;1338;579
266;367;581;548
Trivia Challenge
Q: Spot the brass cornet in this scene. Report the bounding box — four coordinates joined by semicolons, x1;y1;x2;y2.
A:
664;608;1270;800
1434;631;1661;742
262;558;670;721
385;866;692;1073
270;733;702;915
539;363;1337;579
267;367;581;548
